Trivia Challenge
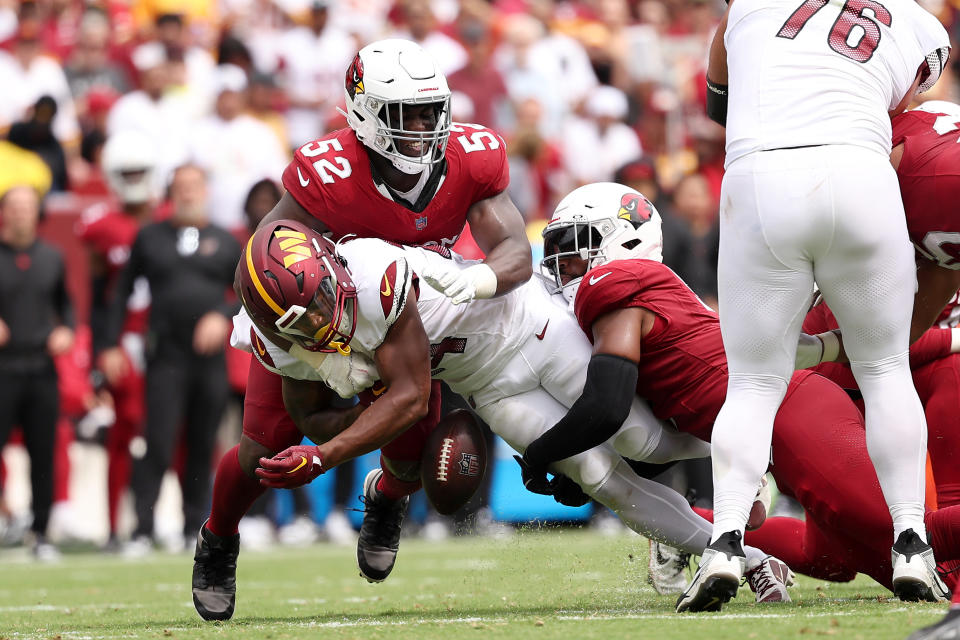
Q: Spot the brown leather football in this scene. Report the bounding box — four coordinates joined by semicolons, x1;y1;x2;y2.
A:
420;409;487;515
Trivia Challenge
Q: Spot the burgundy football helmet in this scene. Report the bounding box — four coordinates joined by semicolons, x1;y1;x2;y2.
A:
240;220;357;354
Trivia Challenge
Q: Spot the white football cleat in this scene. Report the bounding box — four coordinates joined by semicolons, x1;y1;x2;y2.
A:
676;531;745;613
892;529;948;602
648;539;691;595
745;555;795;603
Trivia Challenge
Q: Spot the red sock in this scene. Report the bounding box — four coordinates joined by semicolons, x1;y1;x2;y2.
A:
376;457;421;501
206;445;265;537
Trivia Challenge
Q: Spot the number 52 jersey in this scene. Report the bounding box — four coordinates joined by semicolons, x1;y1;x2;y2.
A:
724;0;949;165
281;123;508;250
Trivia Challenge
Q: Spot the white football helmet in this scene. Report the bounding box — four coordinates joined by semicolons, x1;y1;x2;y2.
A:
341;39;451;175
102;130;158;205
541;182;663;301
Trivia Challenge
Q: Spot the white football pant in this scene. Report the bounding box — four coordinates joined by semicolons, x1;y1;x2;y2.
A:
712;144;927;543
457;303;718;553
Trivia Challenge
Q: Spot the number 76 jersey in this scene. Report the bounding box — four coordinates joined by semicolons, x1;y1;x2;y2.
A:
893;103;960;270
724;0;949;166
281;123;508;250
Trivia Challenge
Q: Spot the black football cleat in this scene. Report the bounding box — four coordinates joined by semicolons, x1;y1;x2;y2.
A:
192;523;240;621
357;469;409;583
676;531;745;613
892;529;948;602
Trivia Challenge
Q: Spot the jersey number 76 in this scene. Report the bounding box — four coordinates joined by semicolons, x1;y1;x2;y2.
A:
776;0;891;63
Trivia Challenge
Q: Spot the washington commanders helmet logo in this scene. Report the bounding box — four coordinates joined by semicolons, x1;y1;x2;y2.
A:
346;54;365;96
618;193;653;225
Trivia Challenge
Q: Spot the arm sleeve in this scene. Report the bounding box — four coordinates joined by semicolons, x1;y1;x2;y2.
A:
522;353;639;471
706;77;728;126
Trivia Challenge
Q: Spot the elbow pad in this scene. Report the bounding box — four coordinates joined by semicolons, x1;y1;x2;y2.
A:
706;77;728;126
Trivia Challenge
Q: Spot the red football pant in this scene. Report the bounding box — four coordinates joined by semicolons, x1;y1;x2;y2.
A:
104;367;145;534
914;354;960;509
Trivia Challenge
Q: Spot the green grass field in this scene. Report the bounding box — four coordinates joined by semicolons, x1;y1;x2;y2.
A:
0;528;947;640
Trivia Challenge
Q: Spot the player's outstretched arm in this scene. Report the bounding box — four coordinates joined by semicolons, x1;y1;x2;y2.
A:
314;299;432;470
420;190;531;304
520;307;651;481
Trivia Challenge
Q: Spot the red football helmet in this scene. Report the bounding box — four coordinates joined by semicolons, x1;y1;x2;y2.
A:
239;220;357;354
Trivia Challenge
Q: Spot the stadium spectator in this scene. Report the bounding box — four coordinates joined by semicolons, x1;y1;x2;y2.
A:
155;12;217;118
390;0;468;76
100;164;241;554
561;85;642;186
188;64;288;232
0;18;80;147
661;172;719;308
63;8;131;125
8;95;69;192
106;41;191;192
447;22;509;132
276;0;354;148
0;184;75;560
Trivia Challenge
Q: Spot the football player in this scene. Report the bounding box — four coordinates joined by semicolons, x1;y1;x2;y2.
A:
76;131;157;547
233;218;795;609
525;182;950;611
192;38;534;621
704;0;950;608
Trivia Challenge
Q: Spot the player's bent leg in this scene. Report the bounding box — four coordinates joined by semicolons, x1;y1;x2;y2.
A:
357;468;410;583
914;355;960;509
356;390;438;583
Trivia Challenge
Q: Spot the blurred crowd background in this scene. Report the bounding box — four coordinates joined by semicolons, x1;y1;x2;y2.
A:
1;0;959;558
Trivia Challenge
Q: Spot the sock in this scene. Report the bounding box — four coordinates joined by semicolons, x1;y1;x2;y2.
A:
376;465;421;501
891;502;928;543
206;445;265;538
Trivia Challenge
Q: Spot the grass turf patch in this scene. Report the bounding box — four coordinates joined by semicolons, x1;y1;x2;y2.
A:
0;527;944;639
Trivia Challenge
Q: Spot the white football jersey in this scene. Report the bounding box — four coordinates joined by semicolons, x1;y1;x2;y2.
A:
233;238;547;397
724;0;949;166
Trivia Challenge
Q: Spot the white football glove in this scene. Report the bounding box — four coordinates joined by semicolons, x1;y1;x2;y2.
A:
795;331;841;370
316;349;378;399
421;262;498;305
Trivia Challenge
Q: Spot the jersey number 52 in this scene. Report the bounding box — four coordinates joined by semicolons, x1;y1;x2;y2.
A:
300;139;353;184
776;0;891;63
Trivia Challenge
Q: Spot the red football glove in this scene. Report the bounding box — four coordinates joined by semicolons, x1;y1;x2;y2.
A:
255;446;324;488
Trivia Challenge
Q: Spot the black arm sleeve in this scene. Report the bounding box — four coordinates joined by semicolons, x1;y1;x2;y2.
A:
522;353;639;471
706;76;728;126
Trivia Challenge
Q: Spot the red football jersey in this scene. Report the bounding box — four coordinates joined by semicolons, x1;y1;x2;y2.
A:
76;204;150;334
892;109;960;269
76;204;141;280
281;123;509;249
573;259;728;441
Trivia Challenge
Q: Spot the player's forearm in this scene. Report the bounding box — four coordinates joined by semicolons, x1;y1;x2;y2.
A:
482;236;532;295
316;390;428;469
523;354;638;471
295;403;365;446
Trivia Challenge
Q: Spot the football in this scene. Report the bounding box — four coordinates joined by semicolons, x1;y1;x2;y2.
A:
420;409;487;515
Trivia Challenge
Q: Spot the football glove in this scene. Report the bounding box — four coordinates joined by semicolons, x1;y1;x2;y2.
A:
513;454;553;496
256;445;324;488
549;474;590;507
795;330;841;369
421;262;497;305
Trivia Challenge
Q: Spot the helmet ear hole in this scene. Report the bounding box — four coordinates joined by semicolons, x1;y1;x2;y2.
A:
295;271;305;294
622;239;641;250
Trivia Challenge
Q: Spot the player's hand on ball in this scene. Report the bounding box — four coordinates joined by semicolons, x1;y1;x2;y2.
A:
256;445;323;488
513;455;553;496
549;474;590;507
